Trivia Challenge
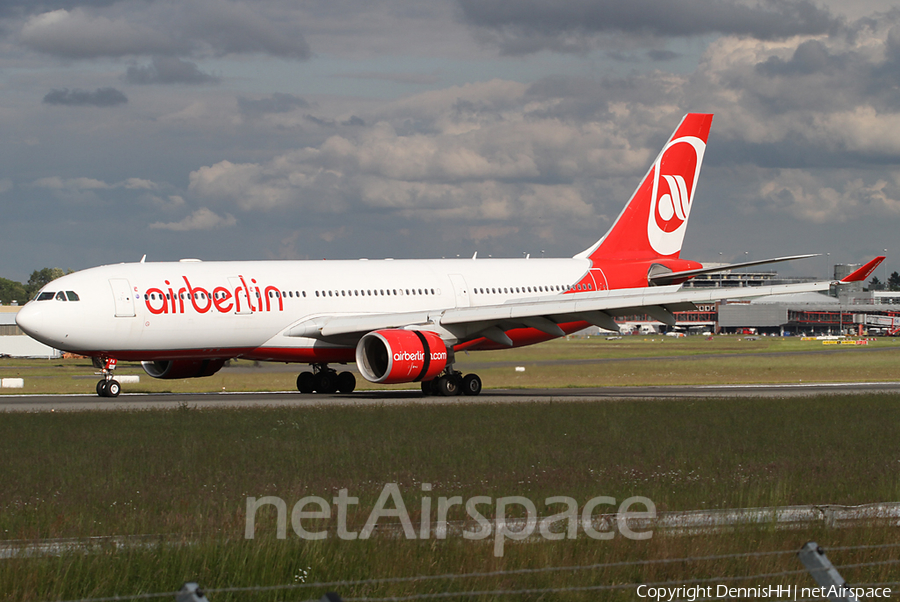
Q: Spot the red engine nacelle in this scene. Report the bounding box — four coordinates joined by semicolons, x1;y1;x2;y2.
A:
141;359;227;379
356;329;448;384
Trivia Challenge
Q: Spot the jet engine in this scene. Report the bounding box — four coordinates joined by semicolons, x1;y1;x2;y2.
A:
356;329;448;384
141;359;227;379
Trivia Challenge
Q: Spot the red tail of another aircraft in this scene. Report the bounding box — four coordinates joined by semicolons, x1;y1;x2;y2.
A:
576;113;713;264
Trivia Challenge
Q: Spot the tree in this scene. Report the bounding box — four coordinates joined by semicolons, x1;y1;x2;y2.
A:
25;267;68;299
0;277;27;305
889;271;900;292
868;276;884;291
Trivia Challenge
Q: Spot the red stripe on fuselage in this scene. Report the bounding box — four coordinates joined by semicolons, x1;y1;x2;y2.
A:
75;323;580;365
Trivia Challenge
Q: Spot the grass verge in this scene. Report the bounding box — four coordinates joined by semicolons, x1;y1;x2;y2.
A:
1;395;899;600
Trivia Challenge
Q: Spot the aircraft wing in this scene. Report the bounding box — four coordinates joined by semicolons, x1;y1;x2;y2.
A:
286;257;883;345
284;279;825;344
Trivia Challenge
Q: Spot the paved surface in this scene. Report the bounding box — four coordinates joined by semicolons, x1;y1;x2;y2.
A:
2;381;900;412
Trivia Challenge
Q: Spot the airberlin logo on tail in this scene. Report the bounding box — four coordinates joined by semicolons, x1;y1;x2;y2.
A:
647;136;706;256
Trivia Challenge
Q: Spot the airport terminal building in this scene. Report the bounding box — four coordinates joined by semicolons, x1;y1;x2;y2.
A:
620;264;900;336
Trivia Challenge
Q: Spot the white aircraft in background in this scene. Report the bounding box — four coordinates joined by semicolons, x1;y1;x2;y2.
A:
15;114;883;397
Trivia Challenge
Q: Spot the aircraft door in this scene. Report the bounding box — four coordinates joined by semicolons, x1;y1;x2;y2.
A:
448;273;470;308
109;278;136;317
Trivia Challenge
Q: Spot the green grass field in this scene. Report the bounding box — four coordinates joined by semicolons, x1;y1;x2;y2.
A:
3;335;900;394
2;336;900;600
2;393;899;601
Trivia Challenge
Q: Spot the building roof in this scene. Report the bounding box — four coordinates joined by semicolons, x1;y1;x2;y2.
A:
749;292;838;305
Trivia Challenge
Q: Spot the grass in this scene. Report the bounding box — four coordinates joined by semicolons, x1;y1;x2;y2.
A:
3;335;900;394
1;395;900;600
3;529;897;601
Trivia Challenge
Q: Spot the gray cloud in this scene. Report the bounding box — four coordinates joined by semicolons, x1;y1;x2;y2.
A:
756;39;846;76
458;0;840;54
648;49;681;62
19;1;312;60
149;207;237;231
338;71;442;85
237;93;311;117
0;0;118;19
125;56;219;84
42;87;127;107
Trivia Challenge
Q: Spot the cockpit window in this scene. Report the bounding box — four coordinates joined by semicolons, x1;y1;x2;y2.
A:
55;291;67;301
66;291;80;301
36;292;55;301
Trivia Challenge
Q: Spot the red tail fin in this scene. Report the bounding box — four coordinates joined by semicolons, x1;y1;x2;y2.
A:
576;113;713;263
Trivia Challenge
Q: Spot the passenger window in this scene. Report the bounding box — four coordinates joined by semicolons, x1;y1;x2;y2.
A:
66;291;80;301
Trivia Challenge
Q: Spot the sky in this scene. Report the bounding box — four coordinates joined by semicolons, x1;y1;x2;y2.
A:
2;0;900;283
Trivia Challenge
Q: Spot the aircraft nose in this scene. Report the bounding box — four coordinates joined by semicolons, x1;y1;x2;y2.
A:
15;302;45;340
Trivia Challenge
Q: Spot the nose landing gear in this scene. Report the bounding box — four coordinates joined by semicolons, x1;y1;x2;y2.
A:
94;357;121;398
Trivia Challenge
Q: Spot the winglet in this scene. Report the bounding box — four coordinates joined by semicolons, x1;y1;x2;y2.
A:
840;256;885;282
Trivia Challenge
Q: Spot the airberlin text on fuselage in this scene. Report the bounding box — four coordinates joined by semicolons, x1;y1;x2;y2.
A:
144;276;284;315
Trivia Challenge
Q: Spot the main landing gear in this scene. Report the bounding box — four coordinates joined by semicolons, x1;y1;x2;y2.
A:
296;364;356;394
421;370;482;397
94;357;121;398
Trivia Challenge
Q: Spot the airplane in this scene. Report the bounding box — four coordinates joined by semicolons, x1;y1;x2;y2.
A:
15;113;884;397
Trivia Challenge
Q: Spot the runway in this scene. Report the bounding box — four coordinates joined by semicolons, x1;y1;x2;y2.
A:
3;381;900;412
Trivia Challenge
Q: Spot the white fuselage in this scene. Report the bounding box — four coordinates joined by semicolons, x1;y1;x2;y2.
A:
16;257;593;361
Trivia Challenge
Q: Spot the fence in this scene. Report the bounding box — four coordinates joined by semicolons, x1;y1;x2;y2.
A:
43;542;899;602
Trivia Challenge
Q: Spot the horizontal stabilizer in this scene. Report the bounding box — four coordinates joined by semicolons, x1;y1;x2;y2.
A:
649;254;818;285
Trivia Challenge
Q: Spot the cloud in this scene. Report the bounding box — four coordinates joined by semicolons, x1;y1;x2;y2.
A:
19;2;311;60
760;170;900;223
21;8;172;58
32;176;165;193
123;178;158;190
338;71;442;85
149;207;237;231
125;56;219;84
32;176;110;190
187;80;650;232
458;0;840;54
237;93;310;117
42;87;127;107
178;11;900;240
